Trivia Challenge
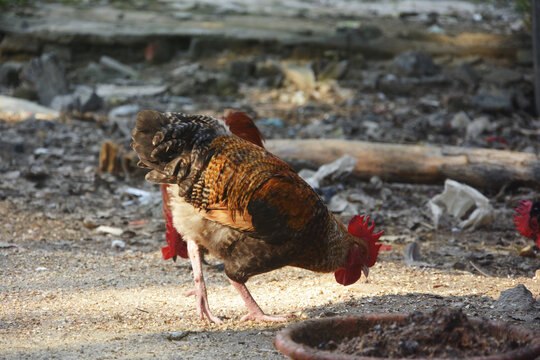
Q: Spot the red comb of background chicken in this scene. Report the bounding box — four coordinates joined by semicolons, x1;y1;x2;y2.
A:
160;184;188;260
348;215;384;267
514;200;540;248
223;110;265;148
514;200;534;239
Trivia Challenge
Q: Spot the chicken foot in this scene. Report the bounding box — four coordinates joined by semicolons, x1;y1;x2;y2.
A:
229;280;290;322
186;239;223;324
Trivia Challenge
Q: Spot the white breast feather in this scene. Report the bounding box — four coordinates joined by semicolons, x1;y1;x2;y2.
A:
167;184;236;256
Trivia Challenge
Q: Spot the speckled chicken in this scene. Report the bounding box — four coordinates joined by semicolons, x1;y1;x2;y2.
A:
131;110;383;323
158;110;265;262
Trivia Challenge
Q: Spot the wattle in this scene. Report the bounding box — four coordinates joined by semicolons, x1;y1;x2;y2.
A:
334;266;362;286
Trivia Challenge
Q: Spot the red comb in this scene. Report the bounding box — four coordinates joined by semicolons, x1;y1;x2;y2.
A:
161;208;188;260
160;184;188;260
223;110;265;148
348;215;384;267
513;200;534;239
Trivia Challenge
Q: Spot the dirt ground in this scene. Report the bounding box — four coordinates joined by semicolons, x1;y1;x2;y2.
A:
0;147;538;359
1;0;540;359
0;212;539;360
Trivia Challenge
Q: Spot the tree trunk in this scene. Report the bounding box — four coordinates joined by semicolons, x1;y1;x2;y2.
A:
266;139;540;189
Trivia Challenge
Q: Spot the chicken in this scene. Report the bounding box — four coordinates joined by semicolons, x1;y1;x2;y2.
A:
514;200;540;248
159;111;264;262
131;110;383;323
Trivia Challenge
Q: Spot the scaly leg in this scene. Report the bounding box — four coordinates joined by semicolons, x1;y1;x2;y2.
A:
229;279;290;322
186;239;223;324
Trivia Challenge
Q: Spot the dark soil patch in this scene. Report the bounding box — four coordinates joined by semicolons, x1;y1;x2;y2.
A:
321;308;535;358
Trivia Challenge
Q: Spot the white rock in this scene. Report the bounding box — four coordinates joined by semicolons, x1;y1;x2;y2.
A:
0;95;59;121
466;116;490;139
111;240;126;250
96;225;123;236
450;111;471;129
301;154;358;188
96;84;167;99
428;179;492;230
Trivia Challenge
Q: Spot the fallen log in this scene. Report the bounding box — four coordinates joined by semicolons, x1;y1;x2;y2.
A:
266;139;540;190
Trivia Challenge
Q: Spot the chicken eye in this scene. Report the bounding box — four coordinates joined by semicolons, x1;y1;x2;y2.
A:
531;201;540;216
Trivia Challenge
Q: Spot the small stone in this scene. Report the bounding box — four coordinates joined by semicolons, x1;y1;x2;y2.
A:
469;91;513;113
454;63;480;89
111;239;126;250
99;56;139;78
392;51;437;77
518;245;536;258
0;95;59;121
83;219;98;229
96;226;123;236
96;84;167;99
428;24;444;34
404;242;421;265
167;330;191;341
50;94;78;112
21;53;69;106
495;284;535;312
450;111;471;129
318;60;348;81
466;116;490;139
484;67;522;87
283;65;316;91
228;60;255;80
74;86;103;112
329;194;349;213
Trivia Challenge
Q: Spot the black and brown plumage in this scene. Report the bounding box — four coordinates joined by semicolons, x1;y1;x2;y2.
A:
131;110;383;323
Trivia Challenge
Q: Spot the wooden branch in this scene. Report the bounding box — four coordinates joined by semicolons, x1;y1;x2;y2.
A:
266;139;540;189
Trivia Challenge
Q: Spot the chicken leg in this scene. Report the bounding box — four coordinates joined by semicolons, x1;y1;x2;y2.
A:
186;239;223;324
229;280;289;322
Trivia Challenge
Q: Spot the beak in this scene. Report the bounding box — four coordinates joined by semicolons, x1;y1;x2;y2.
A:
362;265;369;278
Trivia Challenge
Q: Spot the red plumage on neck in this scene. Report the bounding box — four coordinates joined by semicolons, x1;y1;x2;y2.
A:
224;110;265;148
